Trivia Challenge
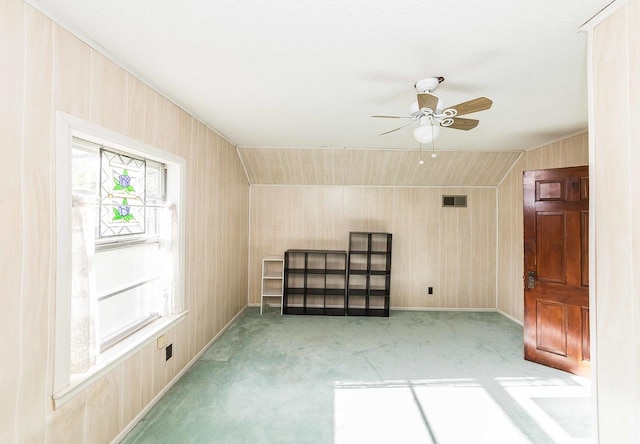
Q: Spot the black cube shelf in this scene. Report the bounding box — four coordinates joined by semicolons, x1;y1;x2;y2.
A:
347;232;392;317
283;249;347;316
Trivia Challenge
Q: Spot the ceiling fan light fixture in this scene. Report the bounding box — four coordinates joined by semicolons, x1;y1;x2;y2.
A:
413;117;440;144
372;77;492;141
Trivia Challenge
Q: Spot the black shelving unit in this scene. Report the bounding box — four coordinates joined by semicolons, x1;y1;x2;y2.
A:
347;232;392;317
283;249;347;316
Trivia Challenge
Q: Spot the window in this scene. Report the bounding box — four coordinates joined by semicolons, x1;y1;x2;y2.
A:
54;113;186;406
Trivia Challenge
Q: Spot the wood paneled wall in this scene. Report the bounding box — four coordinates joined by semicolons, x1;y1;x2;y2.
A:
239;148;521;187
249;186;497;310
588;1;640;441
0;2;249;442
496;132;589;322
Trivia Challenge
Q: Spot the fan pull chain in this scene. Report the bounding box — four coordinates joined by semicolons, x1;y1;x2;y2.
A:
431;123;437;158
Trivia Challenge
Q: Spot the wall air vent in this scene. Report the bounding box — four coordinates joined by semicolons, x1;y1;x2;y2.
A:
442;195;467;208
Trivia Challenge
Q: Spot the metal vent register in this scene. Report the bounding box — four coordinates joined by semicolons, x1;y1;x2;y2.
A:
442;195;467;207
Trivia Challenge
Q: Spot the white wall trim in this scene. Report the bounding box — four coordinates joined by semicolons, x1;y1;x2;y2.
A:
236;146;252;185
496;309;524;326
248;184;499;190
496;150;524;188
54;312;188;409
53;111;187;403
390;307;524;327
237;146;524;154
250;305;512;315
580;0;628;31
390;307;496;312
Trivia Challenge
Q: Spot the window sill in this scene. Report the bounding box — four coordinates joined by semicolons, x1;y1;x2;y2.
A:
52;311;188;409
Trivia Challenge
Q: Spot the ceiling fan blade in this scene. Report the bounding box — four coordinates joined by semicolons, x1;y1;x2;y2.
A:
446;117;480;131
445;97;493;116
379;120;418;135
371;114;413;119
417;93;439;112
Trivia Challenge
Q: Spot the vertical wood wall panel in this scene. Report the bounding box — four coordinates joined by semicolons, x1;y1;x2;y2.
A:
53;24;91;119
204;130;217;340
249;186;496;310
16;7;53;441
629;3;640;440
90;51;127;134
2;2;249;442
0;0;25;441
590;2;640;441
86;365;123;441
155;95;179;155
192;121;208;356
125;74;146;142
48;392;87;443
176;109;194;373
122;347;144;426
496;133;588;323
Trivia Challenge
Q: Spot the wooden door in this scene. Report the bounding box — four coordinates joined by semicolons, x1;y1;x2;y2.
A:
523;166;590;376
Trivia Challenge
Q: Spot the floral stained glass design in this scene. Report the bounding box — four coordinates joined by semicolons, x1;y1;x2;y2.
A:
100;149;146;237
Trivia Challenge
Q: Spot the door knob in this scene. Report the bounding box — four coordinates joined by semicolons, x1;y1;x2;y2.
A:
527;270;536;289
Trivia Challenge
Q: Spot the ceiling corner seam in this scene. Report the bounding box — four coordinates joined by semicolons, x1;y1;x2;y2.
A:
496;151;525;189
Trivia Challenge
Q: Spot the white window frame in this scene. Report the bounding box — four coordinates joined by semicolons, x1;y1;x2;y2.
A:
53;112;187;408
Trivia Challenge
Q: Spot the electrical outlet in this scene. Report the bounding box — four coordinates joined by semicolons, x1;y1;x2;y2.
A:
428;287;433;295
157;335;167;349
166;344;173;361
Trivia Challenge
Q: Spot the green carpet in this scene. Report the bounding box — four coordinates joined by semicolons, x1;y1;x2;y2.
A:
122;308;592;443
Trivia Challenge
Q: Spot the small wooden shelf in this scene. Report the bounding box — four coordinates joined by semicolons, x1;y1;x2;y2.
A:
260;258;284;315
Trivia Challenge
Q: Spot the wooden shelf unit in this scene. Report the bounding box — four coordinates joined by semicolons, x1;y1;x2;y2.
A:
347;232;392;317
260;257;284;315
283;249;347;316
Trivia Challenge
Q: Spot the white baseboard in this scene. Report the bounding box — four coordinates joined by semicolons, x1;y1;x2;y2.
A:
248;302;282;308
496;309;524;326
251;303;523;327
113;305;248;443
390;307;496;312
391;306;525;326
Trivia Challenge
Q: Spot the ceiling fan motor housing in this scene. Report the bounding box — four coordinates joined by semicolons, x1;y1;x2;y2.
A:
414;76;444;93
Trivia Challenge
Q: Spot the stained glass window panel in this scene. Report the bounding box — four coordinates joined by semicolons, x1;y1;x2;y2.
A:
100;149;146;237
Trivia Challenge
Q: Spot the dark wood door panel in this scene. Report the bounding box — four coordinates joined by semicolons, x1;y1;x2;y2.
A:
525;301;589;373
536;180;565;201
524;165;590;377
536;212;566;282
536;300;568;356
533;173;589;203
530;288;588;306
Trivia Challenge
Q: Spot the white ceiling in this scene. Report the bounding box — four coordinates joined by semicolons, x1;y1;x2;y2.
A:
35;0;610;152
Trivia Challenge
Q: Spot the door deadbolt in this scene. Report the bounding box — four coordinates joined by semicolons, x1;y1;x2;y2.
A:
527;270;536;289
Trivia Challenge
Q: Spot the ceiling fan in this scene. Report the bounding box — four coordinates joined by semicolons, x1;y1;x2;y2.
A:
372;77;493;142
